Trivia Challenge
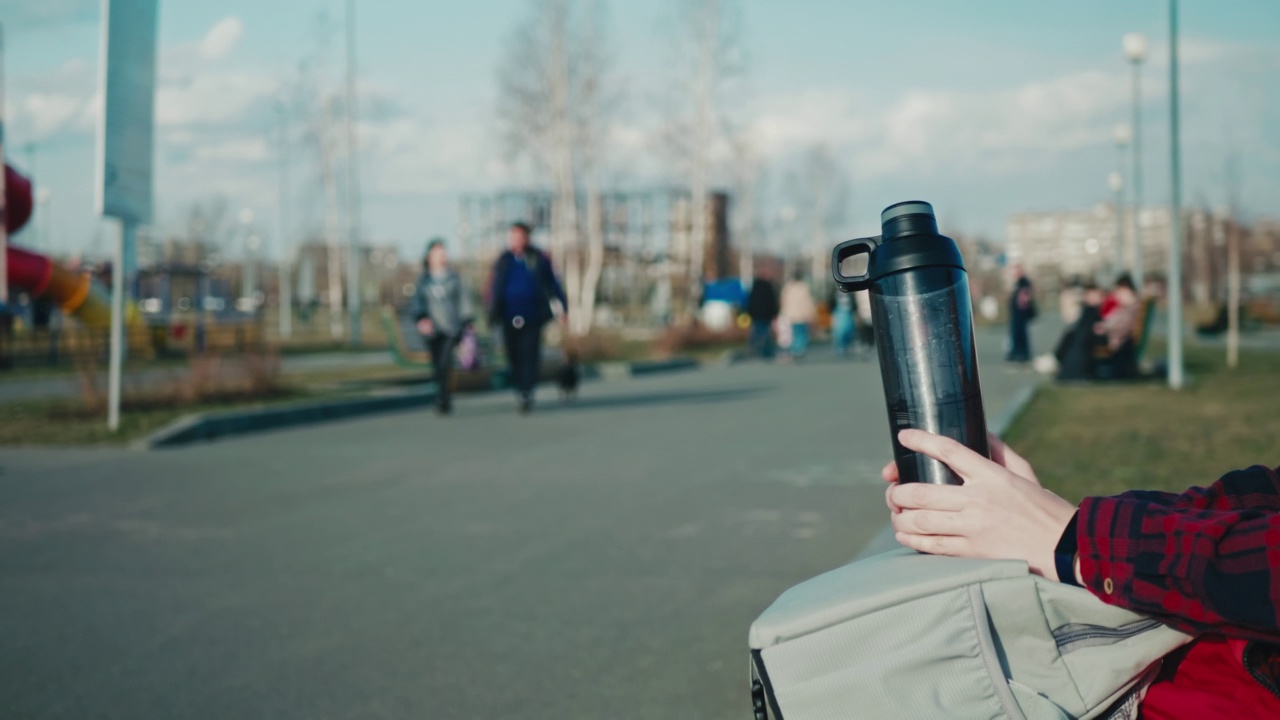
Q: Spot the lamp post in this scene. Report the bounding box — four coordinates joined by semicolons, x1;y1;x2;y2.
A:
275;99;293;340
1108;171;1124;279
1123;32;1147;290
1167;0;1185;389
239;208;255;309
1111;123;1130;279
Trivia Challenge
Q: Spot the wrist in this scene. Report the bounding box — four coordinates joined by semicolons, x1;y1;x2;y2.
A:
1053;510;1082;586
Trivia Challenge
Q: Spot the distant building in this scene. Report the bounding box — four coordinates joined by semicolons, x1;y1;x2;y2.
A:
294;241;411;308
1008;203;1280;303
1007;203;1179;290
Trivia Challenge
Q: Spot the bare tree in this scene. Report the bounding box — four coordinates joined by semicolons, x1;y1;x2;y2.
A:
297;13;345;340
791;144;848;291
1225;151;1241;369
729;133;762;283
661;0;744;313
498;0;615;335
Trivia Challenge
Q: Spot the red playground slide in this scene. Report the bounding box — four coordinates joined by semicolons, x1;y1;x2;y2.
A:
5;164;117;328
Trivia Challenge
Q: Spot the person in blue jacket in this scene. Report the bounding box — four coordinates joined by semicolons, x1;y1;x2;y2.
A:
487;222;567;414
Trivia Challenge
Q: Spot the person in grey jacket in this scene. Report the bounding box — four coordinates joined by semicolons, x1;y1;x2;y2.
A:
411;238;473;414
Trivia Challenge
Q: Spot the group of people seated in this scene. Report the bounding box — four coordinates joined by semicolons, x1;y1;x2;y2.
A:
1054;273;1145;381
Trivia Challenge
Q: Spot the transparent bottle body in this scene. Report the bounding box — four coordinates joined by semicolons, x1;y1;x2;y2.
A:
870;267;989;485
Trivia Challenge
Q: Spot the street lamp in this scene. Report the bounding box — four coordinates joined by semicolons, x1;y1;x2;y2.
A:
1111;123;1130;279
239;209;255;309
1123;32;1147;289
1108;171;1124;278
1167;0;1185;389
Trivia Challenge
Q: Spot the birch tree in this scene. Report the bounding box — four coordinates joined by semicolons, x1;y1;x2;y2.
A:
663;0;744;311
729;134;763;283
792;144;848;291
498;0;615;336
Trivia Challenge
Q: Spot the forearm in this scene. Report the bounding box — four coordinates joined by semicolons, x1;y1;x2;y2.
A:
1078;489;1280;642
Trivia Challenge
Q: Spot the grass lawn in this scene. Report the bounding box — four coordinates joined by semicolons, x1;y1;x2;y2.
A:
0;394;317;447
1003;344;1280;503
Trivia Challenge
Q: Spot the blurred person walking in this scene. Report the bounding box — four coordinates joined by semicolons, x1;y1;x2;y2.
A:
487;222;567;414
779;270;817;360
413;238;474;415
1006;266;1037;363
745;273;780;360
830;287;856;357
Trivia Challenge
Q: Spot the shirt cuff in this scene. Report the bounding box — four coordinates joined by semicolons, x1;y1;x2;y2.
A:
1076;495;1131;603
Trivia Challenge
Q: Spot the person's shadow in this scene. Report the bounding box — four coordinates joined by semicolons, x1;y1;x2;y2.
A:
518;384;775;414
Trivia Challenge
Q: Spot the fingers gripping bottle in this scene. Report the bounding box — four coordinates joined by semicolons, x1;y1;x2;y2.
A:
831;201;989;485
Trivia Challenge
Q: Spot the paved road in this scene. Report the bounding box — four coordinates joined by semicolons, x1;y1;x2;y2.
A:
0;324;1055;720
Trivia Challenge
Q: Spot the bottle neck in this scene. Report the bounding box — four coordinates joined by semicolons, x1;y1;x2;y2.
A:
882;214;938;241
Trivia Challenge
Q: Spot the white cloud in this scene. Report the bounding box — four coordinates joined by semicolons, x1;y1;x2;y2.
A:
19;93;85;137
199;17;245;61
193;137;271;164
156;73;274;126
749;67;1130;182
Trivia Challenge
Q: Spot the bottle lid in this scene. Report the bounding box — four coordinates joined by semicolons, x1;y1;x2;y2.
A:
880;201;935;225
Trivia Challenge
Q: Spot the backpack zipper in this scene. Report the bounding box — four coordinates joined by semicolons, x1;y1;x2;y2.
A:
1054;618;1163;653
1243;641;1280;702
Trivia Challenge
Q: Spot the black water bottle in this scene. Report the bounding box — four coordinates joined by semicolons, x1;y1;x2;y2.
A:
831;201;989;485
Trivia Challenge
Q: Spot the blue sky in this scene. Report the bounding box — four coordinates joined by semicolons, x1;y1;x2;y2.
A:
5;0;1280;260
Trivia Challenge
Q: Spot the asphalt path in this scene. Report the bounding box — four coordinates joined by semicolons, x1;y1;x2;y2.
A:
0;322;1057;719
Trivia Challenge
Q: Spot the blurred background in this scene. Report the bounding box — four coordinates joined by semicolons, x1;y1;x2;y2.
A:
3;0;1279;357
1;2;1279;719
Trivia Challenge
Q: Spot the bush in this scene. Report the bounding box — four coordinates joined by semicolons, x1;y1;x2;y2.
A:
72;351;287;417
652;323;748;358
561;330;624;362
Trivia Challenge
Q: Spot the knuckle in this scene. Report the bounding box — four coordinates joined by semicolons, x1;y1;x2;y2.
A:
915;512;935;533
902;484;924;507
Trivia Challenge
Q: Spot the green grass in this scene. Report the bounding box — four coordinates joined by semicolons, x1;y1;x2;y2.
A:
1003;345;1280;503
0;394;312;446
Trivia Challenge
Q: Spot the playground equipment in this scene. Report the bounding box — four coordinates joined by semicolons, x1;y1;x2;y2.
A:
6;244;127;328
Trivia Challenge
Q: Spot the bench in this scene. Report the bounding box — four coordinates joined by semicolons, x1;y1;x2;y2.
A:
1093;297;1157;379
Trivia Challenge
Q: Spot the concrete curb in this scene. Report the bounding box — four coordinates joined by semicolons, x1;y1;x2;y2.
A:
852;379;1043;561
138;355;711;450
137;387;438;450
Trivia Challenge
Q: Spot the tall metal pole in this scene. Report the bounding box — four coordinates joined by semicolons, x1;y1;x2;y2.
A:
344;0;362;346
1129;55;1145;289
1109;171;1124;279
1223;156;1233;366
276;101;293;340
1167;0;1185;389
0;23;9;307
108;221;132;431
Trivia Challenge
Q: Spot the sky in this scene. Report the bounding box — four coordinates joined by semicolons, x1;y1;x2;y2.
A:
5;0;1280;262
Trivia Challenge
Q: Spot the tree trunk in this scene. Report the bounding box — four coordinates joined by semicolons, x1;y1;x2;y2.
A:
577;190;604;335
548;0;578;330
1227;219;1240;369
686;0;719;315
321;98;344;341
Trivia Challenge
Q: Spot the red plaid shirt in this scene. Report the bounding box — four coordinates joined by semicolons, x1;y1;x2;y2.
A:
1077;464;1280;641
1077;464;1280;715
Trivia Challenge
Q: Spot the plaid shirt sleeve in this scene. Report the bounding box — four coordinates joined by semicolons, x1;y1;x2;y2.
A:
1077;465;1280;642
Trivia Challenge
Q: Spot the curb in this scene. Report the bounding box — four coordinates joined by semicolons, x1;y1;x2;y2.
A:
852;379;1043;561
138;355;710;450
137;387;438;450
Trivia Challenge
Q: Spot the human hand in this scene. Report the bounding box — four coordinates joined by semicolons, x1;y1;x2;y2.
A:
882;432;1040;507
883;429;1077;581
416;318;434;335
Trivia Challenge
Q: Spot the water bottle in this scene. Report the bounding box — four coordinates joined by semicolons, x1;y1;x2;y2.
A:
831;201;989;485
